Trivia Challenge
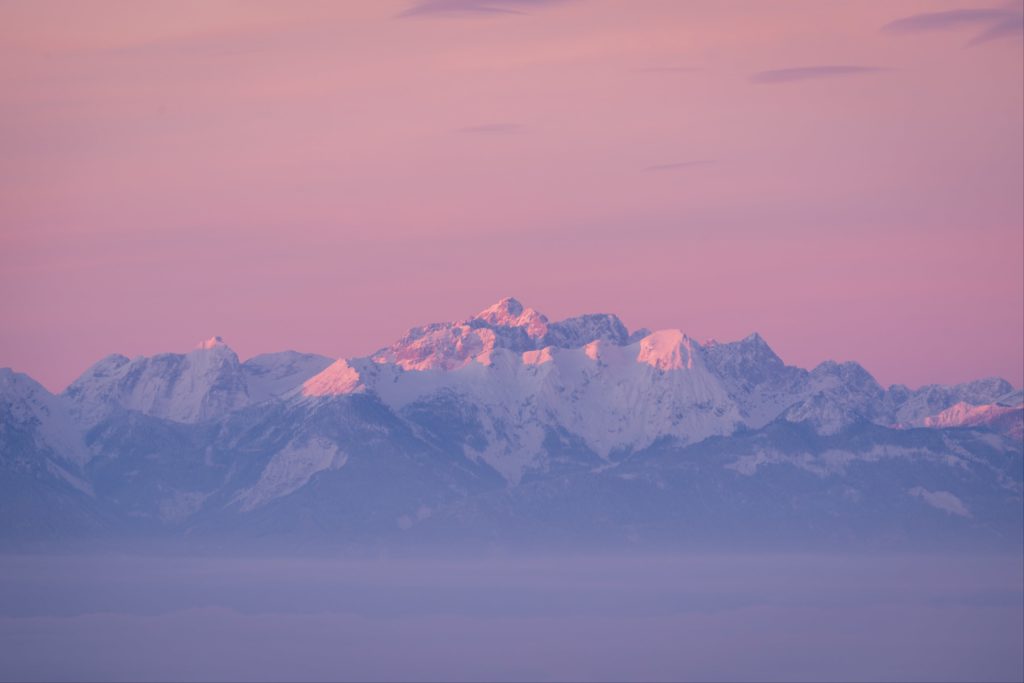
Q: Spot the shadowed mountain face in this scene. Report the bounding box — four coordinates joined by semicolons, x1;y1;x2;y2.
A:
1;298;1021;551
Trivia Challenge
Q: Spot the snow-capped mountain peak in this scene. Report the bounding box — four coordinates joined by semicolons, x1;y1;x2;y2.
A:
473;297;549;338
637;329;699;370
63;341;249;425
371;298;651;374
62;341;330;425
299;359;364;397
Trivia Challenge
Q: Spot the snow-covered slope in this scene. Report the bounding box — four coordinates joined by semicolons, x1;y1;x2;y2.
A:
242;351;333;403
295;301;751;479
295;298;977;480
317;330;744;482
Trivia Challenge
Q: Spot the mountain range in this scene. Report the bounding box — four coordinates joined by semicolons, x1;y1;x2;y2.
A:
2;298;1021;551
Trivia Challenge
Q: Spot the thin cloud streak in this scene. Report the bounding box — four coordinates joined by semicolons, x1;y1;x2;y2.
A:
882;8;1016;32
968;14;1024;44
750;66;887;84
398;0;567;18
633;67;700;74
883;7;1023;46
643;160;716;172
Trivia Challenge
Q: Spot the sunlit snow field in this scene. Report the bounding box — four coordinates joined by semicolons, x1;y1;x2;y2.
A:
0;553;1021;682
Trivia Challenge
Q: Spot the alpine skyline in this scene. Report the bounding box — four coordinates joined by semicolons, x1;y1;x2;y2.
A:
1;0;1022;392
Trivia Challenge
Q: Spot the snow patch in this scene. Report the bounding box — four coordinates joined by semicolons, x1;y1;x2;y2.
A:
235;437;348;511
158;490;211;522
727;445;962;477
45;460;94;496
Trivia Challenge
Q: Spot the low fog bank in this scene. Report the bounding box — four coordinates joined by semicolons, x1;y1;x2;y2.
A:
1;553;1021;682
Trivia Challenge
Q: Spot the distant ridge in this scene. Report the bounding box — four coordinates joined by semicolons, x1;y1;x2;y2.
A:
1;298;1020;550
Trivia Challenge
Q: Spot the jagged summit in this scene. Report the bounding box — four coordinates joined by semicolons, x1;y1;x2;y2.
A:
475;297;528;322
472;297;549;338
468;298;636;347
703;332;772;352
372;297;639;372
196;335;228;350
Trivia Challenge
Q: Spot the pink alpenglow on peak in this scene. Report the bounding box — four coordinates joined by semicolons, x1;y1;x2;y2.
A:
911;400;1024;440
474;297;549;339
196;336;227;351
369;297;641;372
300;359;364;397
922;402;1016;428
637;330;699;371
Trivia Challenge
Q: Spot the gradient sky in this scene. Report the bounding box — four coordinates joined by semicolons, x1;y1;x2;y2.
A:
1;0;1022;392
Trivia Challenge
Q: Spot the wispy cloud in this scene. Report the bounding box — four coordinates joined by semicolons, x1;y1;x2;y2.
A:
749;65;887;84
969;13;1024;44
457;123;524;134
882;7;1023;46
642;160;715;172
633;66;700;74
883;8;1013;32
398;0;568;19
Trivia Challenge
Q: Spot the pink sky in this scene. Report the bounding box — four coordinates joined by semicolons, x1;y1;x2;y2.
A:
1;0;1022;392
